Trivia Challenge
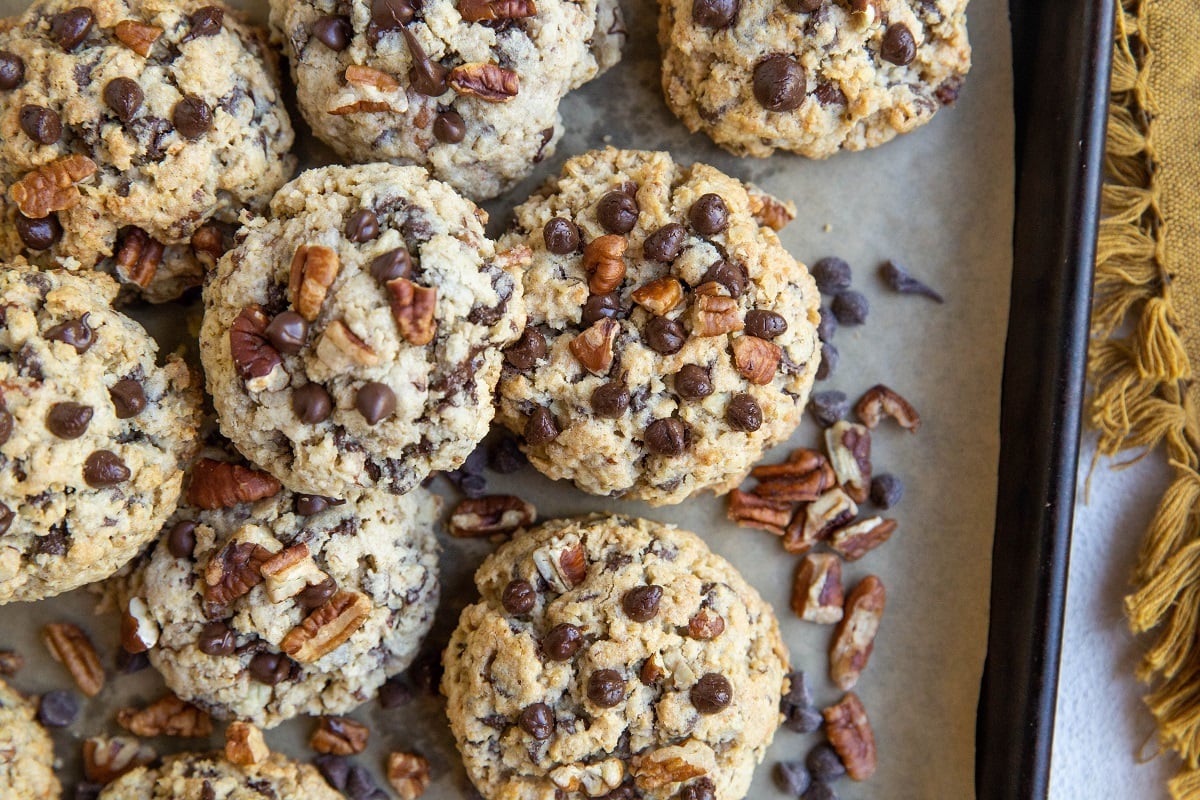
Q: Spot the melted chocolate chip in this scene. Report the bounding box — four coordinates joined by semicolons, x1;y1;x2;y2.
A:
701;260;748;298
744;310;787;339
198;621;236;656
403;29;448;97
754;55;806;112
597;191;639;234
644;316;685;355
815;81;847;106
541;623;582;660
166;521;196;559
83;450;129;487
519;703;554;739
504;327;547;371
346;209;380;243
0;503;13;535
293;383;333;424
643;223;686;263
680;778;716;800
502;579;536;614
0;408;11;446
370;248;413;282
312;15;352;50
689;194;729;236
881;23;917;66
17;214;61;250
621;585;663;622
726;393;762;431
582;293;622;326
692;0;738;27
173;95;212;139
50;7;94;51
0;52;25;90
644;418;690;455
524;406;559;445
103;78;143;123
46;402;93;439
20;105;61;145
299;577;338;609
372;0;417;34
674;365;713;399
248;652;293;685
265;312;308;354
433;110;466;143
591;381;629;418
356;382;396;425
36;526;67;555
184;6;225;41
690;672;732;713
295;494;340;515
587;669;625;708
543;218;581;254
109;378;146;419
44;314;94;353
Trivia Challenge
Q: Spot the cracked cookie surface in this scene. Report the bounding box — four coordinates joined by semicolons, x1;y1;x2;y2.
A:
99;751;341;799
0;679;60;800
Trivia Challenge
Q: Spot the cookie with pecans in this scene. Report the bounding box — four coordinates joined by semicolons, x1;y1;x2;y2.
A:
268;0;624;201
200;163;526;497
496;148;820;506
98;751;341;799
443;514;789;800
0;0;296;301
0;678;60;800
116;442;441;728
0;265;201;604
659;0;971;158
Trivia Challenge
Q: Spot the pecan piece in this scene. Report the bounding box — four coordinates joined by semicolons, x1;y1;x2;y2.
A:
386;278;438;345
631;277;683;316
532;536;586;592
854;384;921;432
569;318;619;375
9;155;97;219
783;487;857;554
281;590;372;663
448;62;520;101
458;0;537;21
550;760;625;795
203;540;274;609
582;234;627;294
449;495;536;537
315;320;380;371
114;19;162;56
752;451;835;503
311;716;370;755
732;335;782;384
117;693;212;737
632;740;713;790
261;543;329;603
288;245;340;321
823;692;877;780
187;458;281;509
42;622;104;697
830;576;885;690
387;751;432;800
791;554;844;624
726;489;791;536
83;736;155;784
329;100;395;115
226;721;269;766
748;190;796;232
114;227;164;288
191;223;229;267
828;516;897;561
345;64;399;91
119;596;159;654
691;293;744;337
826;421;872;503
687;608;725;640
229;305;283;385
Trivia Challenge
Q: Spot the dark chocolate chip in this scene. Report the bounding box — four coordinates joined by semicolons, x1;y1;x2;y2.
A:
543;218;580;255
806;743;846;782
265;311;308;354
881;23;917;66
50;7;94;51
314;754;351;791
299;577;338;609
346;764;386;800
816;342;838;381
198;621;236;656
74;783;104;800
504;327;547;370
879;259;944;302
643;223;687;263
726;393;762;432
519;702;555;739
674;364;713;399
831;291;868;325
869;473;904;509
402;29;448;96
644;417;690;455
690;672;732;713
20;104;61;145
104;78;143;123
775;761;813;796
370;248;412;283
541;622;582;661
582;293;622;326
356;382;396;425
109;379;146;419
0;51;24;90
591;381;630;418
689;193;729;236
248;652;292;685
810;257;851;293
173;95;212;139
46;402;93;439
808;390;848;428
621;585;663;622
17;214;61;251
379;676;414;709
587;669;625;708
785;705;824;734
44;314;94;353
815;82;847;106
524;406;559;445
802;782;839;800
692;0;738;28
597;191;639;234
37;689;79;727
817;310;837;342
680;778;717;800
184;6;224;41
295;494;334;515
0;408;10;446
373;0;417;32
487;437;527;477
784;0;822;10
643;316;685;355
502;579;536;614
0;502;13;535
293;383;333;424
701;260;748;298
116;648;150;674
433;110;466;143
312;15;352;50
781;669;813;711
166;520;197;559
754;55;806;112
744;310;787;340
346;209;380;243
36;527;67;555
83;450;129;487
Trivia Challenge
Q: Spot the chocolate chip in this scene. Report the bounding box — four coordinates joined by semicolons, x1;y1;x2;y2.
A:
869;473;904;509
816;310;836;342
346;209;380;243
248;652;292;685
519;702;554;739
116;648;150;674
881;23;917;66
831;291;868;325
433;110;466;143
775;761;813;795
184;6;225;41
0;503;12;535
166;520;196;559
488;434;528;474
679;778;716;800
346;764;386;800
810;257;851;293
806;744;846;782
37;690;79;727
17;214;61;251
502;579;536;614
802;782;838;800
641;223;686;263
36;527;67;555
784;0;822;10
744;310;787;340
314;754;352;791
0;408;10;446
370;248;413;283
198;621;236;656
103;78;143;123
173;95;212;139
690;672;732;714
109;379;146;419
45;315;94;354
505;327;547;370
582;293;622;326
20;105;61;145
597;191;639;234
524;406;559;445
644;316;685;355
726;393;762;431
591;382;629;418
295;494;335;515
312;15;352;50
808;390;848;428
265;311;308;354
379;676;414;709
674;364;713;399
541;622;582;661
754;55;806;112
299;577;338;609
403;28;448;96
74;782;104;800
293;383;333;424
815;82;847;106
50;7;94;51
701;260;748;298
816;342;838;380
356;382;396;425
692;0;738;28
689;194;729;236
46;402;93;439
644;418;690;455
0;52;25;90
587;669;625;708
621;585;662;622
373;0;417;33
543;217;580;255
785;705;824;734
83;450;129;487
879;259;944;302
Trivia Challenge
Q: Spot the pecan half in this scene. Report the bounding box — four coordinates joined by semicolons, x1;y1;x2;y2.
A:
386;278;438;345
387;751;432;800
315;320;380;370
83;736;155;784
631;277;683;316
691;293;744;337
203;540;273;610
569;318;619;375
281;590;372;663
748;190;796;232
632;741;713;790
752;450;835;503
119;596;159;654
449;495;536;537
117;693;212;737
732;335;782;384
229;305;283;384
582;234;627;294
311;716;370;756
448;63;520;101
791;554;844;624
854;384;921;432
226;721;269;766
532;536;586;592
726;489;791;536
345;64;399;91
261;543;329;604
114;227;164;288
114;19;162;56
687;608;725;640
826;421;872;503
9;155;96;219
823;692;877;780
830;576;885;690
784;487;857;554
458;0;537;21
187;458;282;509
288;245;340;321
42;622;104;697
829;517;897;562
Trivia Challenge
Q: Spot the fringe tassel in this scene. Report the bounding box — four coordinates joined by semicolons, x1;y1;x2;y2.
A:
1170;768;1200;800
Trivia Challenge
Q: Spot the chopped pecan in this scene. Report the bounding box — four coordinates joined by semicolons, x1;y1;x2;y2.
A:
83;736;156;784
386;278;438;345
640;655;663;684
823;692;877;780
732;335;782;384
631;277;683;316
229;305;283;385
752;451;835;503
114;227;164;288
9;154;97;219
42;622;104;697
345;64;399;91
752;447;825;478
632;740;713;790
784;487;857;554
582;234;627;294
532;536;586;592
119;596;159;654
114;19;162;56
494;243;532;271
448;62;520;101
315;320;380;371
691;293;744;337
0;650;23;675
687;608;726;640
726;489;791;536
281;590;372;663
288;245;340;321
458;0;537;21
261;543;329;603
829;517;897;562
830;576;885;690
550;760;625;795
748;190;796;232
311;716;370;755
449;495;536;537
825;421;872;503
187;458;282;509
225;721;269;766
191;223;229;267
387;751;432;800
117;693;212;738
569;318;619;375
854;384;921;432
203;540;274;609
329;100;395;115
791;554;844;624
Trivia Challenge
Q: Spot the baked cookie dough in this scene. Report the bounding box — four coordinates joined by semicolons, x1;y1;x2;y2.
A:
201;164;526;497
443;514;789;800
120;443;441;728
0;679;60;800
496;148;820;506
0;265;201;604
99;751;340;800
0;0;295;300
658;0;971;158
269;0;624;201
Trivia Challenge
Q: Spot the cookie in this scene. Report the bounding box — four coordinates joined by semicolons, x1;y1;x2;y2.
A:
99;751;340;799
0;265;201;604
269;0;624;201
200;164;526;497
658;0;970;158
0;679;61;800
443;514;789;800
495;148;820;506
0;0;296;301
119;443;440;728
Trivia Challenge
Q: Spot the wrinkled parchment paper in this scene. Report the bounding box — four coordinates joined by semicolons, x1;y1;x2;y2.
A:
0;0;1013;797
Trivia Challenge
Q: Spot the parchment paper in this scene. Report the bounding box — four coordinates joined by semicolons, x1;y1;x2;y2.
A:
0;0;1013;797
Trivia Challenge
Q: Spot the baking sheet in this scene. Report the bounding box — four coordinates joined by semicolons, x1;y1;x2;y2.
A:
0;0;1014;798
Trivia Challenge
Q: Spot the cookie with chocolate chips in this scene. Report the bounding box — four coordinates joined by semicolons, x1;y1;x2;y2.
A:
268;0;624;201
443;514;789;800
200;164;527;497
0;0;295;301
98;751;341;799
0;264;201;604
496;148;820;505
659;0;971;158
0;678;60;800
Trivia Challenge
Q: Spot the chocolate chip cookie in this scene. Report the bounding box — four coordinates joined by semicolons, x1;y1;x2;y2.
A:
443;514;789;800
99;751;341;799
659;0;970;158
0;264;201;604
200;163;527;497
0;679;60;800
0;0;296;301
495;148;820;506
269;0;624;201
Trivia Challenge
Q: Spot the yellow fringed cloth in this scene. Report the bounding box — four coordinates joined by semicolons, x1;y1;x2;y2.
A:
1092;1;1200;796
